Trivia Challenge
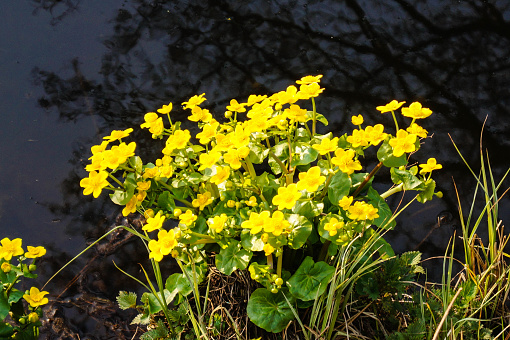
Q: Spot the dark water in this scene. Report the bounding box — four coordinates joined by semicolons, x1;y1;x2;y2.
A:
1;0;510;338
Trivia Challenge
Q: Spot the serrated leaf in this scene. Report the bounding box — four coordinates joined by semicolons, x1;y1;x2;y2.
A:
286;257;335;301
117;291;137;310
215;241;252;275
246;288;296;333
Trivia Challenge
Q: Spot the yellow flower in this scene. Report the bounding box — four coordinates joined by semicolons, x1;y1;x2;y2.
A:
148;239;164;262
182;93;206;110
0;238;24;261
376;100;406;113
388;130;417;157
28;312;39;323
212;133;234;152
226;99;247;113
263;243;275;256
247;94;267;106
143;167;160;179
264;211;289;236
24;287;49;308
196;121;219;144
346;129;369;148
142;211;166;232
272;184;301;210
90;141;109;155
312;137;339;155
331;149;362;175
338;196;353;210
298;83;324;99
401;102;432;119
351;114;364;125
223;147;250;170
157;229;179;255
192;192;214;211
347;202;379;221
230;126;251;148
179;210;197;226
137;181;151;191
188;106;213;122
274;85;299;106
296;74;323;85
211;166;230;185
365;124;387;146
163;130;191;154
245;196;258;207
198;151;221;171
242;211;271;234
297;166;326;192
324;217;344;236
283;104;307;122
157;102;173;114
25;246;46;259
407;123;428;138
1;262;11;273
419;158;442;174
103;128;133;142
207;214;229;233
122;195;138;216
80;171;109;198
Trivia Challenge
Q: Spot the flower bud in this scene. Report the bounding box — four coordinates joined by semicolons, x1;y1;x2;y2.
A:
174;208;182;217
275;278;283;286
1;262;11;273
29;264;37;272
271;288;278;294
227;200;236;208
224;111;232;119
28;312;39;323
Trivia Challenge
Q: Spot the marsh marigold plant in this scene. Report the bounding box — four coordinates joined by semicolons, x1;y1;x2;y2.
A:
81;75;442;334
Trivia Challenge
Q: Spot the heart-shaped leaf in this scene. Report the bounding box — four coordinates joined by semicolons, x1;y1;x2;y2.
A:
286;257;335;301
215;241;252;275
247;288;296;333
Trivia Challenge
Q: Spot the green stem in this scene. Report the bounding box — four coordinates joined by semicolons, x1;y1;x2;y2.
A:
317;172;334;201
277;252;283;278
267;254;274;269
108;173;125;188
312;97;317;135
155;180;194;208
352;161;383;198
268;150;289;175
380;183;404;199
244;157;257;179
390;110;400;132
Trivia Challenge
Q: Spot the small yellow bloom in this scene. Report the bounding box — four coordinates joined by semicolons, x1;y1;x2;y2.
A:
296;74;323;85
263;243;275;256
247;94;267;106
407;123;428;138
351;114;364;125
137;181;151;191
157;229;178;255
297;166;326;192
179;210;197;226
103;128;133;142
365;124;387;146
196;121;219;144
0;238;24;261
188;106;213;122
23;287;49;308
298;83;324;99
192;192;214;211
283;104;307;122
157;102;173;114
274;85;299;106
347;201;379;221
80;171;110;198
1;262;11;273
401;102;432;119
241;211;271;234
264;211;289;236
226;99;247;113
312;137;339;155
331;149;362;175
148;239;164;262
25;246;46;259
223;147;250;170
245;196;258;207
207;214;229;233
211;166;230;185
142;211;166;232
376;100;406;113
198;151;221;171
346;129;369;148
122;195;138;216
388;130;417;157
28;312;39;323
419;158;442;174
324;217;344;236
182;93;206;110
338;196;353;210
272;184;301;210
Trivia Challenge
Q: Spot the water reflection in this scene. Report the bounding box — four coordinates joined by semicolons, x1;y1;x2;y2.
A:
21;0;510;337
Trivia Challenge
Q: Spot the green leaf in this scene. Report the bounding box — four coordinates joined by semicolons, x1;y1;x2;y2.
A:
292;200;323;219
367;187;396;230
109;190;134;206
128;156;144;174
157;191;175;212
286;257;335;301
291;142;319;167
141;290;176;315
117;291;137;310
306;111;329;126
165;273;193;297
215;241;252;275
0;292;9;321
0;322;14;338
417;179;436;203
377;139;407;168
7;289;23;304
327;171;351;205
390;168;422;190
246;288;296;333
140;320;169;340
248;143;269;164
286;214;313;249
241;230;265;251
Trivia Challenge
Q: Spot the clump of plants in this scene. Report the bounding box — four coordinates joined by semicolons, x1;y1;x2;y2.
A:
79;75;444;338
0;238;48;339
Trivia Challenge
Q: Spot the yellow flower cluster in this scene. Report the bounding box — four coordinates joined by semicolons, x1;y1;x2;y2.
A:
148;228;180;262
0;238;46;261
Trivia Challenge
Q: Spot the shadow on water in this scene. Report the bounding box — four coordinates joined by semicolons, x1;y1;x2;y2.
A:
3;0;509;337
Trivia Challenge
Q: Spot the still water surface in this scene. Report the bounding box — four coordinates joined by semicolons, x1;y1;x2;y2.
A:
1;0;509;337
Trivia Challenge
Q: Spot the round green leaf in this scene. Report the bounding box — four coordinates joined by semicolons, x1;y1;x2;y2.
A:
286;256;335;301
215;241;252;275
286;214;313;249
327;171;351;205
247;288;296;333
